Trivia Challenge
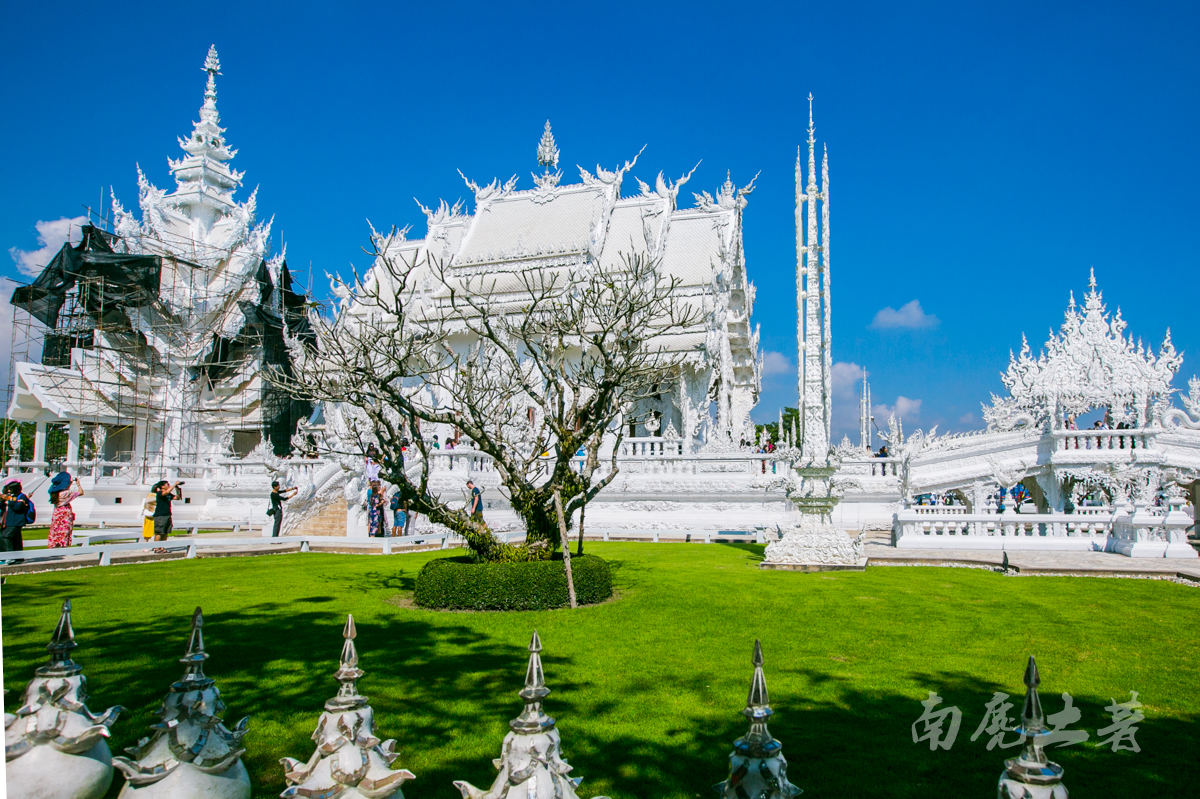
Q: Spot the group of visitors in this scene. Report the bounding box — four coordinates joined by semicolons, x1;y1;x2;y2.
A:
0;473;88;559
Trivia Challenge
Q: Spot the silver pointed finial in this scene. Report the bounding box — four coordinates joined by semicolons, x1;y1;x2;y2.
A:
999;656;1066;794
510;631;555;734
179;606;209;680
41;599;82;677
807;93;815;137
1019;655;1045;736
326;614;367;712
1088;267;1097;289
734;639;780;758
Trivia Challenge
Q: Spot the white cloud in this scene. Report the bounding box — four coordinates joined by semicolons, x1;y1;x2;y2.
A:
958;412;977;425
874;396;923;423
760;350;794;378
831;361;866;399
9;216;87;277
869;299;939;330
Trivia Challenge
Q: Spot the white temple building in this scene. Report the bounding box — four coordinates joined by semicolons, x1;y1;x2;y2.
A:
3;46;1197;558
5;46;312;521
368;121;762;450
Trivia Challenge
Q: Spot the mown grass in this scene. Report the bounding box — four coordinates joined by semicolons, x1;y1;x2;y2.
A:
1;543;1197;798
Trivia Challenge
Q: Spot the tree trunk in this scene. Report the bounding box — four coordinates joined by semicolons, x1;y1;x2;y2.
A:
576;501;585;556
553;490;577;609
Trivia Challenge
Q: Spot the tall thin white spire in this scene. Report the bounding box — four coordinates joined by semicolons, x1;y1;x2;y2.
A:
797;93;831;467
859;375;872;451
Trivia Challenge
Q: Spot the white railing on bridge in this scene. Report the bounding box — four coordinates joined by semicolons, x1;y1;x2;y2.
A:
619;437;685;457
894;502;1196;557
1053;429;1157;452
839;457;901;477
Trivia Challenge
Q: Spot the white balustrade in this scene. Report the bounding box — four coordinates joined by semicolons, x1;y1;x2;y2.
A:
893;502;1195;556
1054;429;1157;452
619;437;685;457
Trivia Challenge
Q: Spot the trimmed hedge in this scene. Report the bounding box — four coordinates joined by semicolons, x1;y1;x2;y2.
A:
414;553;613;611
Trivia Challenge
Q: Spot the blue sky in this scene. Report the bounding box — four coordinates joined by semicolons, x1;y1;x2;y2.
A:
3;1;1198;442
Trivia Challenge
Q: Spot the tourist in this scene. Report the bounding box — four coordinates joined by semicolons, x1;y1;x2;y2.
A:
0;481;34;561
141;489;157;545
390;492;406;532
151;479;183;552
269;480;298;537
433;434;441;450
364;447;382;507
367;480;387;537
47;472;83;548
467;479;483;523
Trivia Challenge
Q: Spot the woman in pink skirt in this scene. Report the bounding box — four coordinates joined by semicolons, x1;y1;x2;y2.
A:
47;471;83;548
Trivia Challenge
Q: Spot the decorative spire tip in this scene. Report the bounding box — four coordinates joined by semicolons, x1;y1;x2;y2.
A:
203;44;221;74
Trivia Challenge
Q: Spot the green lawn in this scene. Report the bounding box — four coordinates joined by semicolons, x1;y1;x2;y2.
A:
1;543;1197;798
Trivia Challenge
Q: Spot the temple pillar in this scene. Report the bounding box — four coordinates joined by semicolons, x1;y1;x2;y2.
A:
133;422;147;483
33;422;46;467
66;419;81;470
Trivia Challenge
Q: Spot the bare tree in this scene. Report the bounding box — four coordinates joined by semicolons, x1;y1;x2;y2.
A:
271;229;697;562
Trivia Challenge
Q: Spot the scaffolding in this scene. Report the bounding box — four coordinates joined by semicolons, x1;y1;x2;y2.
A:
3;211;313;484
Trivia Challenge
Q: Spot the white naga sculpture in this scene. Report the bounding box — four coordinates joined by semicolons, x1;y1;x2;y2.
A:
114;608;250;799
280;615;415;799
715;640;803;799
4;600;123;799
454;632;605;799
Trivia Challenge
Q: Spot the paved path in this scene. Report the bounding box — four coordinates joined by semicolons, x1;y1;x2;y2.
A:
862;531;1200;581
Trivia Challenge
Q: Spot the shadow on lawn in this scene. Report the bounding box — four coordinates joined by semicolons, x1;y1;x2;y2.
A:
4;575;1196;799
720;541;766;561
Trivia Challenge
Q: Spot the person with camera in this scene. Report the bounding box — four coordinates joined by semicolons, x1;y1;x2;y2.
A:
269;480;298;537
150;479;183;552
0;480;35;561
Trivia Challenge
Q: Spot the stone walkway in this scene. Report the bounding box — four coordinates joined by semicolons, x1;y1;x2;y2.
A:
862;531;1200;581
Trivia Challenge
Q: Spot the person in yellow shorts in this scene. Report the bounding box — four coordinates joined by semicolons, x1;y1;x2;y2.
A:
141;491;156;543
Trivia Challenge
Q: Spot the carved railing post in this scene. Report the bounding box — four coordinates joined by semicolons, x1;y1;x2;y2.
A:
280;615;414;798
453;632;605;799
997;657;1068;799
715;640;802;799
4;599;124;799
114;607;250;798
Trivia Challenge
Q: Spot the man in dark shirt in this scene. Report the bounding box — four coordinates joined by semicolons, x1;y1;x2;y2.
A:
467;480;483;523
0;480;32;561
152;480;183;549
269;481;298;537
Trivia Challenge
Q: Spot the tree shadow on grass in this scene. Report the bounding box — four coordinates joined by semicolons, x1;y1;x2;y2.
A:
719;541;766;561
3;570;1196;799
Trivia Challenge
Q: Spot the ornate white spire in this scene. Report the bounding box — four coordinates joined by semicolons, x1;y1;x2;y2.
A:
859;374;873;451
167;44;244;227
797;93;831;467
533;120;562;190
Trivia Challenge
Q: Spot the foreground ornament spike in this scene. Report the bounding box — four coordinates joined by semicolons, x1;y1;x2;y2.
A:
114;607;251;799
997;657;1069;799
4;599;124;799
280;615;415;799
715;640;801;799
453;632;607;799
